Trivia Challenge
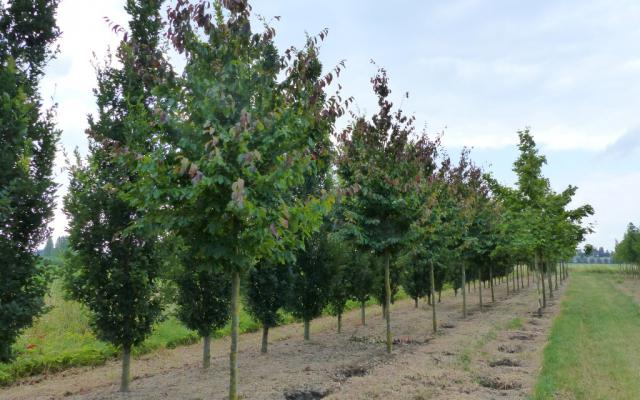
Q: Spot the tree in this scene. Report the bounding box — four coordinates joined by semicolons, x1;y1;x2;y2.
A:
42;237;54;257
399;255;430;308
174;248;230;368
288;224;334;340
336;68;435;353
63;0;165;391
244;260;292;353
128;2;340;398
0;0;60;363
343;247;375;325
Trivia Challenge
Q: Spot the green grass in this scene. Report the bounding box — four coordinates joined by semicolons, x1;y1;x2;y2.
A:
533;271;640;400
568;263;622;274
0;281;406;386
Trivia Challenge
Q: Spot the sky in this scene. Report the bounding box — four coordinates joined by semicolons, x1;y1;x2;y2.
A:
41;0;640;250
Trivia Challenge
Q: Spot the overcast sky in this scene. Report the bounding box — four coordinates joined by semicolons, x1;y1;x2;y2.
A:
42;0;640;250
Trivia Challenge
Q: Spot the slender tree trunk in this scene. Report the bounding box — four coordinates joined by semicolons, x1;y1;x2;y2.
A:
430;260;437;333
512;267;516;291
261;326;269;354
120;345;131;393
427;294;431;305
203;335;211;368
304;319;310;340
461;263;467;318
541;260;547;308
506;270;510;295
473;279;476;291
337;313;342;334
515;264;520;289
438;290;441;303
520;264;525;288
534;253;543;316
489;265;495;302
361;301;366;326
229;271;240;400
384;251;392;353
555;264;559;290
527;264;530;287
548;262;554;299
414;298;418;308
478;268;483;312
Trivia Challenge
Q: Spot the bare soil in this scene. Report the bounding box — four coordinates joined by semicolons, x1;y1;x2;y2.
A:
0;277;565;400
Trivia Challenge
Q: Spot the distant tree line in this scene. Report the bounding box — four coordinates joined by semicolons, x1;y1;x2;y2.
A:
572;246;613;264
39;236;69;259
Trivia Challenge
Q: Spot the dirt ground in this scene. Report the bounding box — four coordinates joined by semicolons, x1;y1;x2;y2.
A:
1;276;565;400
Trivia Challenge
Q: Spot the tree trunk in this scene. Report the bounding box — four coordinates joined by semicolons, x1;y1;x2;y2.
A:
384;251;392;353
414;298;418;308
430;260;437;333
203;335;211;369
304;319;310;340
438;290;442;303
0;342;11;364
478;268;483;312
461;263;467;318
261;326;269;354
555;265;559;290
527;264;530;287
506;270;510;295
361;301;366;326
229;271;240;400
515;264;519;289
548;263;554;299
427;293;431;306
337;313;342;334
541;260;547;308
520;264;524;288
120;345;131;393
534;253;543;316
512;267;516;291
489;264;495;302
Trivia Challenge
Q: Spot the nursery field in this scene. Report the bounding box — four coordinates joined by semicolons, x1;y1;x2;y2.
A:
0;278;388;387
2;278;561;400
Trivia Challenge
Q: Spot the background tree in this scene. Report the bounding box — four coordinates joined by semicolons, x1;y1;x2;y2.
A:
244;260;292;353
288;223;334;340
63;0;165;392
42;237;54;258
0;0;60;363
174;247;231;368
326;234;353;334
336;68;435;353
343;247;375;325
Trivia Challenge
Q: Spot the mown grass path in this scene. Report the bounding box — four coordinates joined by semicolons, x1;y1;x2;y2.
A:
534;271;640;399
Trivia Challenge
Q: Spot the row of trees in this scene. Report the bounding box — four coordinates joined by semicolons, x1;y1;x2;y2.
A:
0;1;594;399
